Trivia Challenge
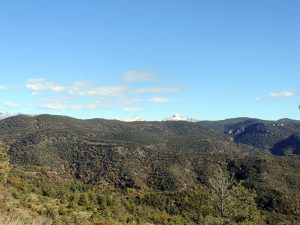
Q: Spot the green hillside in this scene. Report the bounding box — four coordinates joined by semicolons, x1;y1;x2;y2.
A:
0;115;299;224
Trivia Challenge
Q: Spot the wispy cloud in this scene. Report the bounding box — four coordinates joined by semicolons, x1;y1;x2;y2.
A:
39;102;103;110
133;87;180;94
123;96;173;105
122;71;155;82
26;78;64;95
0;85;6;90
39;103;69;110
149;97;173;103
123;98;145;104
254;96;262;101
38;93;115;110
123;107;144;111
269;91;295;97
3;102;30;108
69;81;91;94
21;73;179;113
78;86;129;96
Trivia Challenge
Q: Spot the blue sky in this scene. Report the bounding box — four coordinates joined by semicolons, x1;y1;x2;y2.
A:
0;0;299;120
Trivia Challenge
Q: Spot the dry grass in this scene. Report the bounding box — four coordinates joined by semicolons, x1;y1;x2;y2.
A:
0;213;45;225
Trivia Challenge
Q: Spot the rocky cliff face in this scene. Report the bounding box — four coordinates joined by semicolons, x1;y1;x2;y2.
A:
201;118;300;155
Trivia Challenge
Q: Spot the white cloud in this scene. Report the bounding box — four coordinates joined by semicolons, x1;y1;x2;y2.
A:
254;96;262;101
39;103;73;110
41;96;70;103
39;98;112;110
269;91;295;97
121;98;145;107
0;85;6;90
0;110;10;119
3;102;30;108
82;103;105;109
78;86;128;96
69;81;91;94
149;97;172;103
122;71;155;82
133;87;180;94
123;107;144;111
26;78;64;95
21;75;180;113
117;116;145;122
39;102;101;110
123;97;174;104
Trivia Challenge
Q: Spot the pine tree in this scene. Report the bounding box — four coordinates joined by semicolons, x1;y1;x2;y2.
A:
205;166;266;225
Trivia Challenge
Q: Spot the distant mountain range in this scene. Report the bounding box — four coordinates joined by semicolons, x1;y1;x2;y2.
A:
1;113;198;122
116;113;199;122
1;114;299;156
0;114;299;189
0;114;247;188
163;113;199;122
0;114;299;223
118;115;146;122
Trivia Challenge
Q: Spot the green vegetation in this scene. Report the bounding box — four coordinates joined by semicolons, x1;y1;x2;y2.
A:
206;166;265;225
0;164;267;225
0;115;299;224
1;157;298;224
201;118;300;154
0;144;9;186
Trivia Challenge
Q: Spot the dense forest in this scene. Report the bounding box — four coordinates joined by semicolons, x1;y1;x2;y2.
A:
0;115;299;224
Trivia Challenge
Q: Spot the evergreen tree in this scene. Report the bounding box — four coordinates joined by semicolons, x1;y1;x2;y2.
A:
205;166;266;225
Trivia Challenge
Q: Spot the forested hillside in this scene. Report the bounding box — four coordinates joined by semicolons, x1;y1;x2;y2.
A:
201;118;300;154
0;115;299;224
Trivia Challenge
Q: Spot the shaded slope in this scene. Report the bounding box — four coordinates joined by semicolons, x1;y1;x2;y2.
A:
201;118;300;155
271;133;300;156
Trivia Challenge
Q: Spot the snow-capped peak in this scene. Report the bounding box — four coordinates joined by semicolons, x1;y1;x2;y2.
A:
163;114;199;122
118;116;146;122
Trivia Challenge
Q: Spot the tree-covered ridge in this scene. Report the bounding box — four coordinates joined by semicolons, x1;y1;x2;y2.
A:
201;118;300;154
0;163;268;225
0;114;299;224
